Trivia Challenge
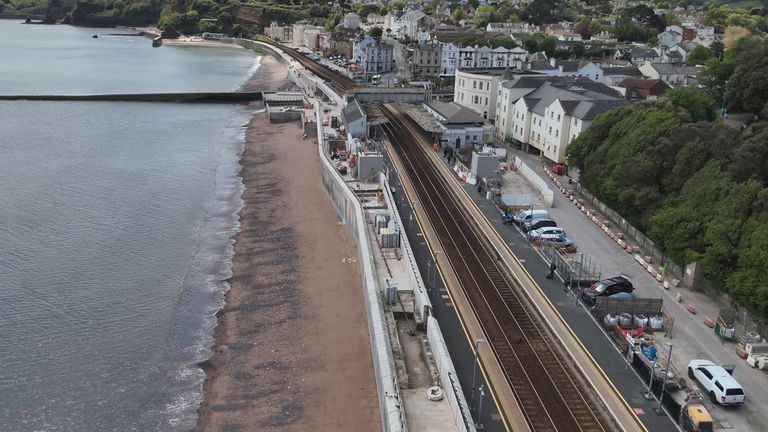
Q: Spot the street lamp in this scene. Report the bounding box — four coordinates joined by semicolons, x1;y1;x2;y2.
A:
476;384;486;430
655;342;673;415
470;338;486;410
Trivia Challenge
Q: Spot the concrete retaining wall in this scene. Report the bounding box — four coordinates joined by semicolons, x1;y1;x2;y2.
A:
427;316;476;432
315;104;406;432
514;156;554;207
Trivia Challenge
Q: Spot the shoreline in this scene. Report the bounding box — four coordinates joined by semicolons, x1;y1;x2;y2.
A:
194;55;380;431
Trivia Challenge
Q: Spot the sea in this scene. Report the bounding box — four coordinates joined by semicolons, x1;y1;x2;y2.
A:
0;20;260;431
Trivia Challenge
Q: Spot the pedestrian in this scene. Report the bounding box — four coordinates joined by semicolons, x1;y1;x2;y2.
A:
477;183;483;195
546;261;556;279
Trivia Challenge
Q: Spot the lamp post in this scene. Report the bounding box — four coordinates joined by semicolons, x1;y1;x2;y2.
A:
470;338;486;410
655;342;673;415
476;384;486;430
644;357;657;400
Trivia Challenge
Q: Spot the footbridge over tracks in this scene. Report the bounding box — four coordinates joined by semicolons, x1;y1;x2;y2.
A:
347;87;426;103
0;92;264;103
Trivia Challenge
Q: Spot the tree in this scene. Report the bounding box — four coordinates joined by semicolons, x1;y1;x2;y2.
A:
686;45;714;66
540;36;557;56
699;58;736;103
392;0;406;12
665;87;717;122
523;37;539;52
571;42;586;58
452;8;465;23
725;43;768;113
473;5;498;28
526;0;566;25
369;26;383;38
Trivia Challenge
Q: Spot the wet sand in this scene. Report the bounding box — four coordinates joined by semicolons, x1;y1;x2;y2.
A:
194;56;380;431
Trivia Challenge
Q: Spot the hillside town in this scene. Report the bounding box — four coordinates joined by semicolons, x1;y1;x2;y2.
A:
263;0;764;166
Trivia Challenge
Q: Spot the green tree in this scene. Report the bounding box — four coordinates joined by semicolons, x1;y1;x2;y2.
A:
473;5;498;28
540;36;557;56
369;26;383;38
392;0;406;12
452;8;465;23
523;37;540;53
571;42;586;58
664;87;717;122
725;44;768;113
686;45;714;66
699;58;735;103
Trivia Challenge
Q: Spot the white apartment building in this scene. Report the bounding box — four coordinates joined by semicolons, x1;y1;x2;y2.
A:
439;44;527;76
360;43;394;76
526;58;604;81
292;24;324;47
495;77;626;163
454;69;515;120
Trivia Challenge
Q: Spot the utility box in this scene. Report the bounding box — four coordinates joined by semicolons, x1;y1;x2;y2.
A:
471;151;500;181
357;152;384;181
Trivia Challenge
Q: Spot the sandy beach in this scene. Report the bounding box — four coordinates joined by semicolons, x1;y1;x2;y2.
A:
194;56;380;431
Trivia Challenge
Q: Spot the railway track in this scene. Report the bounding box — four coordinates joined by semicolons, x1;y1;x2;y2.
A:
273;44;619;431
274;43;356;94
380;105;615;432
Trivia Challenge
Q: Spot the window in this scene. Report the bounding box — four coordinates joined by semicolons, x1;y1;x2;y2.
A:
700;368;713;380
486;82;490;90
550;112;554;119
555;129;559;137
485;97;488;105
595;74;599;80
715;381;724;392
549;126;552;134
557;114;561;121
474;96;479;104
473;80;477;89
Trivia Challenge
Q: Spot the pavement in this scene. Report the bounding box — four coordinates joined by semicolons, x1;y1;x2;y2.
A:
510;149;768;432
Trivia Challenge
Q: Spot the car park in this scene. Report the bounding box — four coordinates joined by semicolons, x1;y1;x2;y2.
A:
687;360;745;406
523;218;557;233
580;276;634;305
528;227;566;238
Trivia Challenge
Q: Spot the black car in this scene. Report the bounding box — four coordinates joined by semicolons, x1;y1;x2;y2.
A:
580;276;634;305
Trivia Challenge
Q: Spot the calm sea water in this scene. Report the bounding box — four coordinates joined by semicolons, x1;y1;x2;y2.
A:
0;20;259;430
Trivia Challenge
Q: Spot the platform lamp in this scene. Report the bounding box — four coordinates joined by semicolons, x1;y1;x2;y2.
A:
655;342;674;415
476;384;486;430
470;338;486;410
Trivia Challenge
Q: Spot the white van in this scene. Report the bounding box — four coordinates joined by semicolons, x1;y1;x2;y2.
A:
513;209;549;226
688;359;745;406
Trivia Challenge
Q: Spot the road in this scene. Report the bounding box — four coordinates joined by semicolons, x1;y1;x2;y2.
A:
381;37;411;86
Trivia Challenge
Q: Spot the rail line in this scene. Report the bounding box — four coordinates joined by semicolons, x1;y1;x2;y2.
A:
273;43;619;431
380;105;615;432
275;43;356;94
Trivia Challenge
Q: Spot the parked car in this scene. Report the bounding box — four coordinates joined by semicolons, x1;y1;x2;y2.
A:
524;218;557;233
529;227;566;238
513;209;549;226
535;236;572;247
555;240;578;254
687;360;745;406
580;276;634;305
